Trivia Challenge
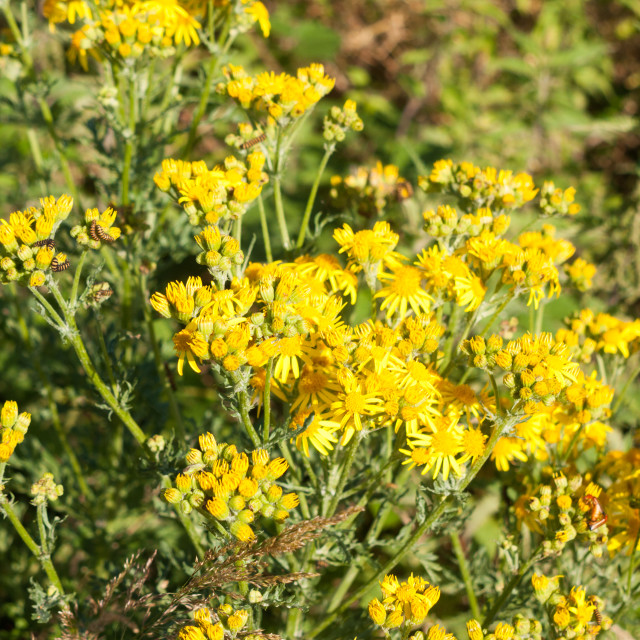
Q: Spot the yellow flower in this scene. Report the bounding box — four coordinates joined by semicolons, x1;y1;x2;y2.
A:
402;416;464;481
244;1;270;37
173;321;209;375
289;409;339;457
375;265;433;319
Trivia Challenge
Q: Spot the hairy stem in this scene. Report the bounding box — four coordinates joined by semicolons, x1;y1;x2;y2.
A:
451;531;481;621
257;195;273;262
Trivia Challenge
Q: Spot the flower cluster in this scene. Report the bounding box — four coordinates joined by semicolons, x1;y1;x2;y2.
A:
368;574;449;638
419;159;538;212
539;181;582;217
31;472;64;506
532;574;611;638
70;206;121;249
0;400;30;463
175;604;249;640
154;155;268;227
218;63;335;124
323;99;364;143
565;258;597;291
595;448;640;556
329;161;412;219
556;308;640;361
422;205;510;246
0;195;73;287
164;433;299;541
518;474;608;557
460;332;581;413
466;617;543;640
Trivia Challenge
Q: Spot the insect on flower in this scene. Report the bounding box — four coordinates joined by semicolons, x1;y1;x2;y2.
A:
33;239;55;250
584;494;608;531
90;220;115;243
241;133;267;150
594;606;602;626
51;256;70;272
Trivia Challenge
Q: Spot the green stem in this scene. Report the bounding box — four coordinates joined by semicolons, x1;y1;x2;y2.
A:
482;543;545;627
12;285;92;499
262;358;273;442
70;250;88;310
324;432;362;518
612;361;640;415
480;292;515;338
273;175;290;250
25;127;48;194
238;391;261;448
29;287;65;328
94;312;118;393
121;75;137;206
558;423;586;465
309;416;513;638
182;6;228;158
36;504;49;554
273;130;291;250
43;279;150;451
296;145;334;248
257;195;273;262
451;531;481;621
0;495;65;594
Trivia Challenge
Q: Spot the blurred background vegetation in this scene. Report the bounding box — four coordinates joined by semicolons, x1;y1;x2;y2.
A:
1;0;640;636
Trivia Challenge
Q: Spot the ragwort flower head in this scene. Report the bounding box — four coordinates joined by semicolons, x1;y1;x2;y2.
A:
0;195;73;286
369;573;441;631
419;159;538;212
165;433;298;539
329;161;410;218
219;63;335;124
154;154;267;226
0;400;30;463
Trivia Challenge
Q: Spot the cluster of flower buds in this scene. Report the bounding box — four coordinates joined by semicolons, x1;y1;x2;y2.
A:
164;433;299;541
556;308;640;361
330;161;412;218
71;206;121;249
31;472;64;506
176;604;251;640
532;574;611;639
539;181;581;217
522;474;608;557
323;99;364;143
0;400;30;463
419;160;538;212
460;333;581;414
564;258;596;292
225;122;270;153
0;195;73;286
466;617;543;640
218;63;335;124
423;205;510;242
395;313;444;360
154;154;268;227
501;246;560;309
368;574;441;633
194;226;245;285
